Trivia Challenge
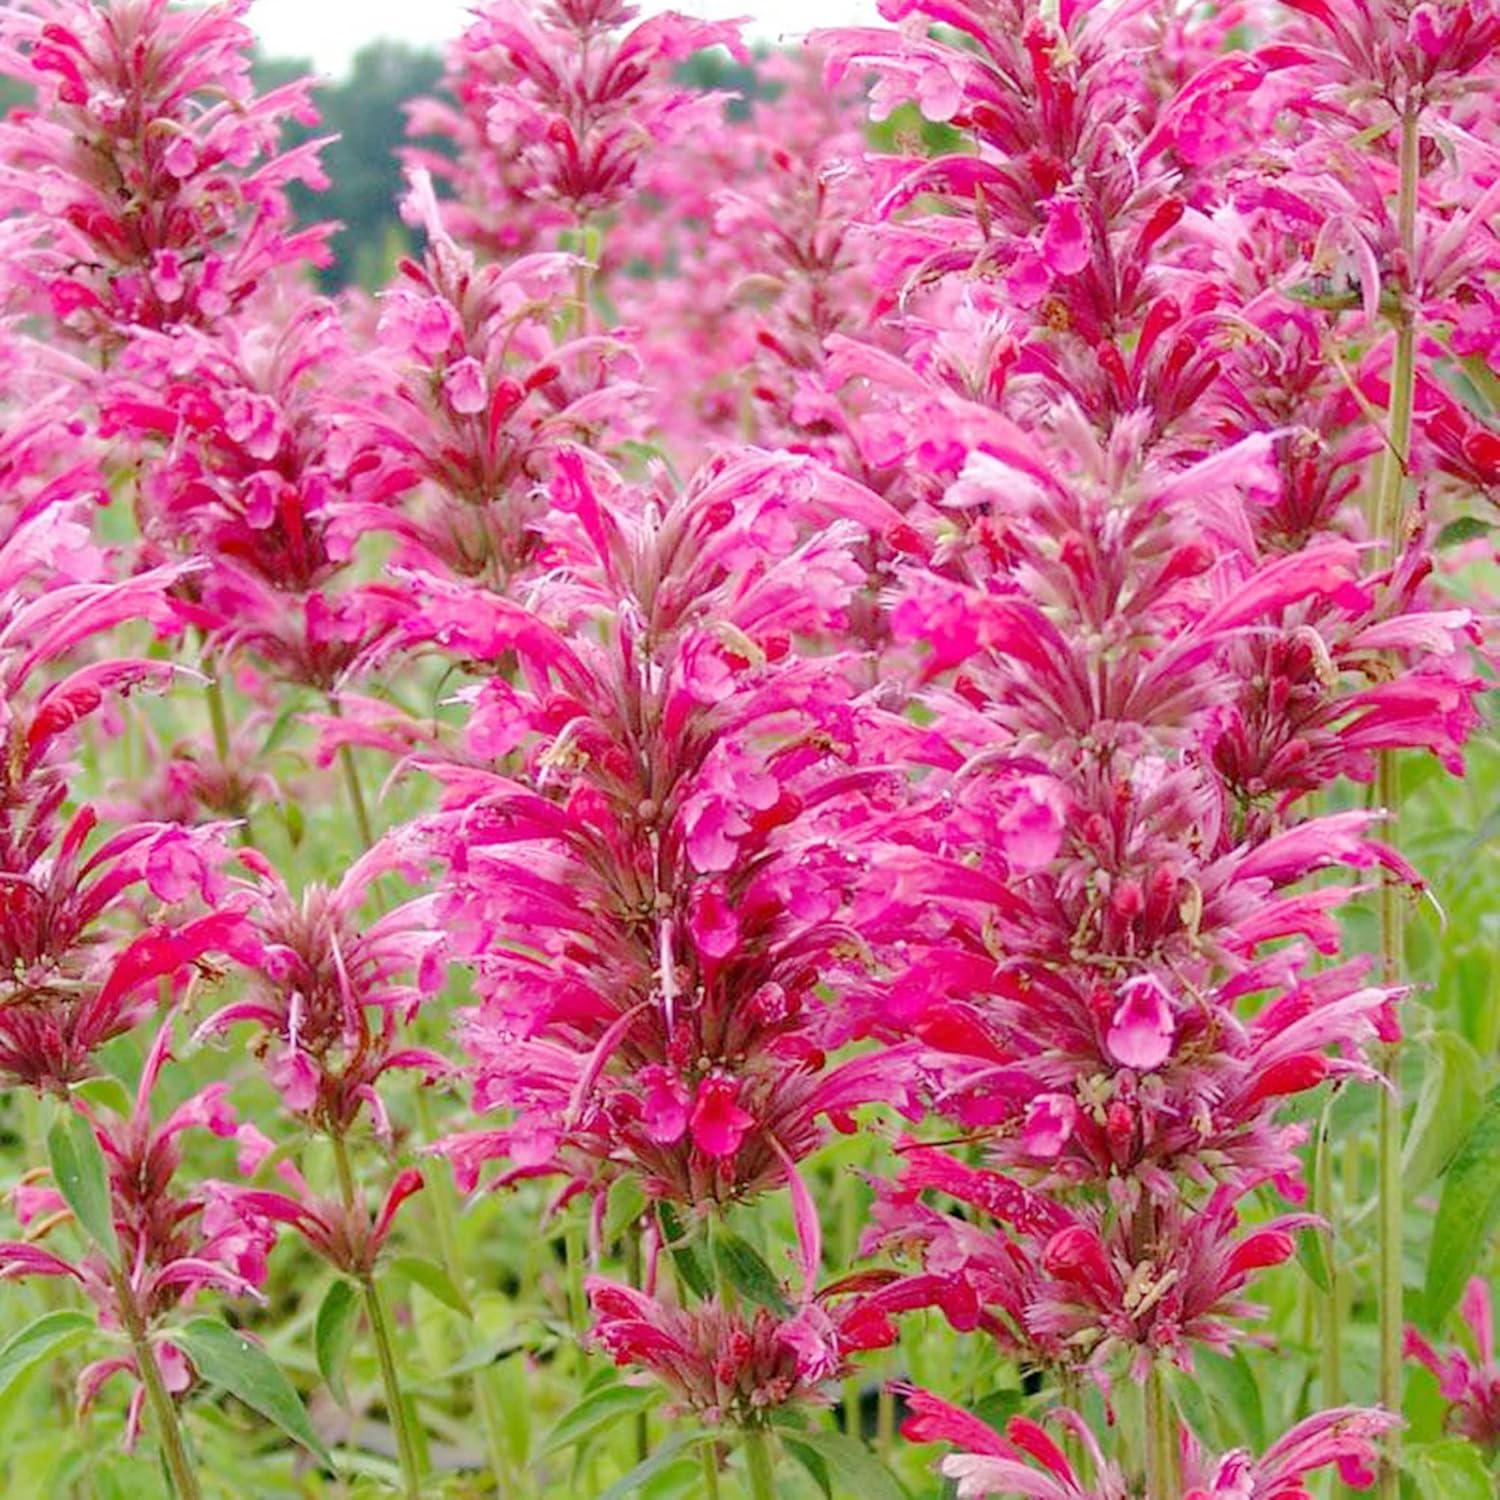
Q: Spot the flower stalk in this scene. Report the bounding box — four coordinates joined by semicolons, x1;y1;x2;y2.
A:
1375;96;1423;1500
742;1424;777;1500
330;1132;423;1500
114;1271;203;1500
1144;1362;1179;1500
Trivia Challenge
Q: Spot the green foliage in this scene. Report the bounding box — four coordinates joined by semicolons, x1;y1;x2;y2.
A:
174;1318;332;1466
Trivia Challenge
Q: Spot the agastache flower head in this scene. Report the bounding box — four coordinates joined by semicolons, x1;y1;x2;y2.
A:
417;448;924;1208
101;305;410;690
587;1273;923;1426
195;844;446;1136
872;1152;1313;1377
0;0;334;344
357;169;641;584
442;0;745;218
0;1023;279;1443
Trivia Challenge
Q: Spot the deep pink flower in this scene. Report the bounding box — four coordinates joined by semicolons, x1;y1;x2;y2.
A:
0;1022;281;1441
1406;1278;1500;1450
904;1390;1395;1498
195;845;447;1134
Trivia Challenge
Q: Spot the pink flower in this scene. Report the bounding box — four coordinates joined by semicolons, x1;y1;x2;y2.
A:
442;356;489;415
1406;1278;1500;1451
1042;198;1090;276
689;1073;756;1158
1104;975;1176;1072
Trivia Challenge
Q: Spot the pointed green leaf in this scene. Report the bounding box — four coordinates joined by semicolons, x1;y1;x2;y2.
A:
69;1076;133;1118
1404;1032;1483;1193
1401;1438;1494;1500
0;1310;94;1402
783;1435;834;1498
711;1233;792;1316
174;1317;331;1465
540;1381;661;1457
657;1203;709;1300
604;1175;648;1244
314;1280;361;1408
388;1255;468;1315
47;1111;119;1263
780;1429;908;1500
1424;1084;1500;1326
595;1431;704;1500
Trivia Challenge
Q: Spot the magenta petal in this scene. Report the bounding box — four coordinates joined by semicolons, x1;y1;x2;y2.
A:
689;1074;755;1158
1105;976;1176;1071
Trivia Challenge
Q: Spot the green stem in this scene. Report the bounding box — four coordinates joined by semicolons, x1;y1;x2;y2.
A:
574;213;592;338
473;1367;514;1493
1143;1362;1178;1500
1375;98;1422;1500
876;1372;895;1457
360;1272;424;1500
205;668;233;771
701;1439;722;1500
1315;1103;1342;1407
413;1091;469;1314
116;1274;203;1500
626;1235;649;1463
337;741;376;853
742;1424;777;1500
204;665;256;846
330;1132;423;1499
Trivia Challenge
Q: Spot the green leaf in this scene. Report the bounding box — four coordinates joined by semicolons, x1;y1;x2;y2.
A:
780;1429;907;1500
657;1203;709;1300
1404;1032;1484;1194
1401;1438;1495;1500
783;1435;834;1498
1193;1348;1266;1451
314;1280;361;1408
540;1381;660;1457
47;1110;119;1263
595;1431;704;1500
0;1310;94;1402
174;1317;331;1465
711;1232;792;1316
387;1255;468;1315
1424;1084;1500;1326
1435;515;1494;549
69;1076;133;1118
1295;1221;1331;1296
604;1175;648;1244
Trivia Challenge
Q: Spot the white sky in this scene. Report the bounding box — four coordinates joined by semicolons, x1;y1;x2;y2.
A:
247;0;879;78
